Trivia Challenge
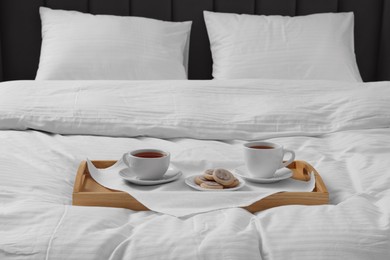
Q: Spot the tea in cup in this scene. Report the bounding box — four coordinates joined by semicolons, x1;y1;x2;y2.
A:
243;142;295;179
122;149;170;180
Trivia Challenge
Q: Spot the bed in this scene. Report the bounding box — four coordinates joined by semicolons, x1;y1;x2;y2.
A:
1;0;390;259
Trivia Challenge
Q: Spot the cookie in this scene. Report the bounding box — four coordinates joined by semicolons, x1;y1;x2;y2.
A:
223;178;240;188
200;181;223;190
203;169;215;181
213;168;235;186
195;175;208;185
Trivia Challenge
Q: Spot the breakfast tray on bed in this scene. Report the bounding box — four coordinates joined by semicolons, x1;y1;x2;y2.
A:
72;160;328;213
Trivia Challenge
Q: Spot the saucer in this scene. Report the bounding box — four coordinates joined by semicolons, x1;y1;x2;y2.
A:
119;166;182;186
233;166;293;184
185;175;245;191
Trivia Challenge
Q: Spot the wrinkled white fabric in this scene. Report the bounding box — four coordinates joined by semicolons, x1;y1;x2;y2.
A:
0;79;389;259
36;7;191;80
204;11;362;82
87;158;315;216
0;79;389;140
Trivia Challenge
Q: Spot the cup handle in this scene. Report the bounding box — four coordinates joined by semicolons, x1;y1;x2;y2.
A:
280;149;295;168
122;153;131;167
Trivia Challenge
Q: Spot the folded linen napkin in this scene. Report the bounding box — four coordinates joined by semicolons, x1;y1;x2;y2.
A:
87;158;316;217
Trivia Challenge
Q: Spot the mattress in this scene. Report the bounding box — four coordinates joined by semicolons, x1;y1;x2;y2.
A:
0;79;389;259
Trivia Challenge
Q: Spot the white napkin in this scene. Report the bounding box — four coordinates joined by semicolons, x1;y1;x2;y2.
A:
87;158;316;217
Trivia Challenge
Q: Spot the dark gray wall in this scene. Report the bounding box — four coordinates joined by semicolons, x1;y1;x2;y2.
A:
0;0;389;82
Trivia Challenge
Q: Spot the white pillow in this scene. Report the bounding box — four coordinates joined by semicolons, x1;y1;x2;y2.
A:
36;7;192;80
204;11;362;82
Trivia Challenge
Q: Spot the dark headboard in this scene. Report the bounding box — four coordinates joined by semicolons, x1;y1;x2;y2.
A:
0;0;389;82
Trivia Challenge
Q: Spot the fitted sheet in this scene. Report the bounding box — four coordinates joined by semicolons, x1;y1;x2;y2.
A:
0;79;389;259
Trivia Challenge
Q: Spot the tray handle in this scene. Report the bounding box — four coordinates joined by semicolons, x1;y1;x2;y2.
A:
288;160;316;181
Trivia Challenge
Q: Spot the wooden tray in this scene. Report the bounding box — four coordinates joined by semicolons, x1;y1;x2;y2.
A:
73;160;329;213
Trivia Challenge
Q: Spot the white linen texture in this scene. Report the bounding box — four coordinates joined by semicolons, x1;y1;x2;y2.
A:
0;79;389;260
35;7;192;80
204;11;362;82
0;79;389;139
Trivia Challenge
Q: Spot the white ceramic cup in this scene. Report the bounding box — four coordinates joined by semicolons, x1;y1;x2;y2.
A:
243;141;295;179
122;149;170;180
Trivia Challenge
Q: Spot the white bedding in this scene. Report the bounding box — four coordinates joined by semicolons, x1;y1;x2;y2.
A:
0;79;389;259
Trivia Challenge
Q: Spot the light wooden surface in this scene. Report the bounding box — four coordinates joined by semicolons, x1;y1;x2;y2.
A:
244;161;328;213
72;160;328;213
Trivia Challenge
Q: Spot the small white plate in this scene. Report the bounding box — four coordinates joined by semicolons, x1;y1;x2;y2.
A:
185;175;245;191
119;166;182;186
233;166;293;184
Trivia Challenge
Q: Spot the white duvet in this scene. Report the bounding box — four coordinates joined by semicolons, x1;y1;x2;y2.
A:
0;79;389;260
